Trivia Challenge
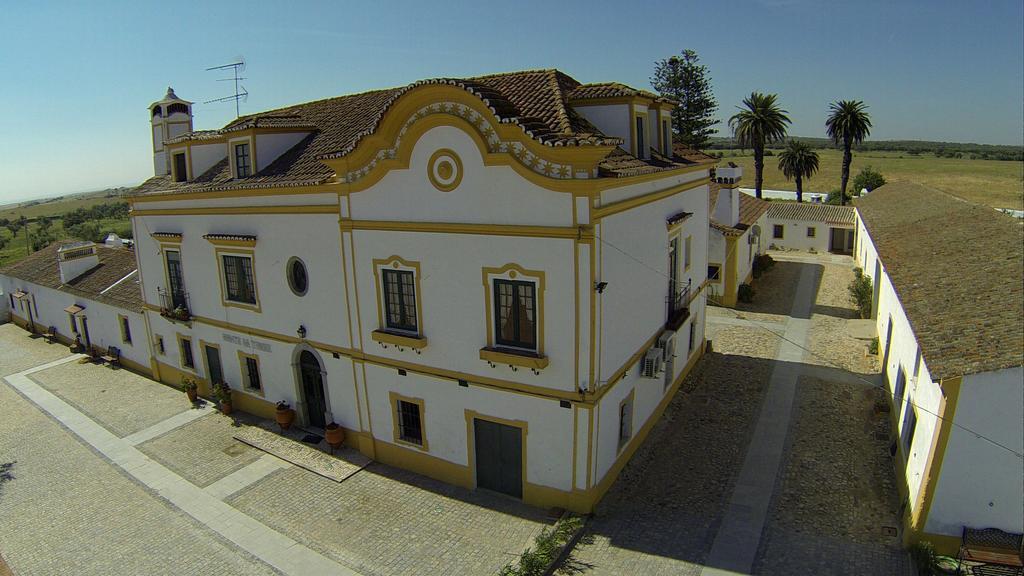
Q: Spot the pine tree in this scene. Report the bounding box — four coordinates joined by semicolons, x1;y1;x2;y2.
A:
650;49;718;150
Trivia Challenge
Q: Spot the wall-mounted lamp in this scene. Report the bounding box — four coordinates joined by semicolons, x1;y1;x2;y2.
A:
297;325;307;339
595;281;608;294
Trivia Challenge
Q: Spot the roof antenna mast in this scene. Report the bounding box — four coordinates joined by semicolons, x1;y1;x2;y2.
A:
204;58;248;118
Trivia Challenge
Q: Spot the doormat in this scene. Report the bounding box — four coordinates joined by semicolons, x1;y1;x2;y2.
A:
301;434;323;445
233;426;370;483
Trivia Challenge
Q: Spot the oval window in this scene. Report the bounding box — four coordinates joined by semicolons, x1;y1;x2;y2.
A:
287;257;308;296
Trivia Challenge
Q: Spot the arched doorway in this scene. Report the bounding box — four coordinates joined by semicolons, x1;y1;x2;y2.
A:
298;350;328;429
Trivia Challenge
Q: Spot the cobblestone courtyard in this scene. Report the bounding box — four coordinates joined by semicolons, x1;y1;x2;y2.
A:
570;253;911;575
0;325;551;576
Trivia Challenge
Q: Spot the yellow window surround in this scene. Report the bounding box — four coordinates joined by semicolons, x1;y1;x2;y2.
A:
214;247;262;313
237;350;265;397
371;256;426;350
389;391;428;452
480;263;547;371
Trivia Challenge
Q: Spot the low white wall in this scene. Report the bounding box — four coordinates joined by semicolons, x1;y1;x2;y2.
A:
765;216;851;253
0;275;149;369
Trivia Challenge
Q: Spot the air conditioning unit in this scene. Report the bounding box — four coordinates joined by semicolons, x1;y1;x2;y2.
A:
640;349;661;378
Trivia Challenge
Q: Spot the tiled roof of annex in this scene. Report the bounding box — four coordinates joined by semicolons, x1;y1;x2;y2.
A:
855;182;1024;379
766;201;856;225
130;69;714;197
0;242;144;312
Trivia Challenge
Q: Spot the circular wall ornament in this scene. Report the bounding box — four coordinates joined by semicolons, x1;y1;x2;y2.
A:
287;257;309;296
427;148;463;192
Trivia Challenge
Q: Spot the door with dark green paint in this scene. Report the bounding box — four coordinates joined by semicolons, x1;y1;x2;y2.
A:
204;344;223;385
474;418;523;499
299;351;327;429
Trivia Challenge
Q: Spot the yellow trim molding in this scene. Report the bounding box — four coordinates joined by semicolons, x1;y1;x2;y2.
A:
372;330;428;350
135;205;338;217
342;219;591;240
479;347;550;370
593;176;708;220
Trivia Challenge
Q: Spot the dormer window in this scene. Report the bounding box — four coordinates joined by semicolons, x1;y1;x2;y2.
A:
172;153;187;182
662;119;671;156
635;115;646;159
234;143;251;178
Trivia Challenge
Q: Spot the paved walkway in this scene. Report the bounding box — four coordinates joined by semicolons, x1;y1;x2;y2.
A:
569;254;908;575
701;264;817;575
0;323;553;576
4;354;359;576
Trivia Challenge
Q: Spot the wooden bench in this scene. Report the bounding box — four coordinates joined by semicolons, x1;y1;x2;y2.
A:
958;527;1023;575
42;326;58;343
99;345;121;367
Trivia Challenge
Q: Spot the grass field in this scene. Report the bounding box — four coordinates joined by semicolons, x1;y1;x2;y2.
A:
0;190;123;221
719;149;1023;210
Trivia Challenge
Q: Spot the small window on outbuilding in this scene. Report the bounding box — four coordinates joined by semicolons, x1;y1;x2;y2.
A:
773;224;784;239
807;227;816;238
708;264;721;283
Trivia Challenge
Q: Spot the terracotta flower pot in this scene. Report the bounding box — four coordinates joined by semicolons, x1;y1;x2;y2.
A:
325;423;345;449
186;389;197;403
275;407;295;430
220;400;233;415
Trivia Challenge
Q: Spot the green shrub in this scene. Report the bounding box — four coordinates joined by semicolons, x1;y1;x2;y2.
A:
868;337;879;355
737;283;755;303
911;541;939;575
499;516;584;576
752;253;775;279
848;269;873;319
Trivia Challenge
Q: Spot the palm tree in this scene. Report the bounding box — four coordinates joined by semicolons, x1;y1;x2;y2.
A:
777;140;820;203
825;100;872;205
729;92;791;199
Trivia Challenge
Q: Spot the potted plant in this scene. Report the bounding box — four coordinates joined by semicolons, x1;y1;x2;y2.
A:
275;400;295;430
325;422;345;451
213;382;233;415
182;376;198;403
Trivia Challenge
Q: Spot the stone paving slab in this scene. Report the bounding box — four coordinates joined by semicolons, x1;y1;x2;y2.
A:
137;411;264;488
233;425;370;483
229;464;553;576
29;358;189;437
0;359;281;576
0;323;74;377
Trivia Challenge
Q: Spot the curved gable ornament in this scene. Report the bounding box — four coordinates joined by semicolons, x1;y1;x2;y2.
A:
318;84;616;194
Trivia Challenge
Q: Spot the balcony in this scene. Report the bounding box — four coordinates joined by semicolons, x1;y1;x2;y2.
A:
157;287;192;322
666;279;691;330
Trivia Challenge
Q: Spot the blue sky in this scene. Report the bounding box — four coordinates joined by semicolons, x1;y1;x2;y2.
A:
1;0;1021;202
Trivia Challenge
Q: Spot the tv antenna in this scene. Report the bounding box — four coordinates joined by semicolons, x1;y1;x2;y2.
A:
204;58;248;118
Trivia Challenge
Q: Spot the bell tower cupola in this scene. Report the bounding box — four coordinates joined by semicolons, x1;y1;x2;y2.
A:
149;87;193;176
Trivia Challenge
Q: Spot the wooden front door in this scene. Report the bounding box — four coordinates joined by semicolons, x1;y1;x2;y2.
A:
204;345;223;384
299;351;327;429
474;418;523;499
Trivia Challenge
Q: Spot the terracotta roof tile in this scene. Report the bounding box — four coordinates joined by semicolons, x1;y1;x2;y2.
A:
766;202;856;225
0;242;143;312
856;182;1024;379
567;82;670;103
130;69;704;198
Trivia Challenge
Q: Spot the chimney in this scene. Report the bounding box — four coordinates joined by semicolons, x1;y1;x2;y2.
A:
149;87;193;177
58;242;100;284
713;164;743;227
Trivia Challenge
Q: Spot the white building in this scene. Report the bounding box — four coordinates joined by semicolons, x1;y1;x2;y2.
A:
855;182;1024;554
0;241;150;373
707;165;771;307
763;201;856;254
123;70;717;512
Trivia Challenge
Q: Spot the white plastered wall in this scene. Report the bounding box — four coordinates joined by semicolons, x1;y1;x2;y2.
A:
573;104;631;155
765;216;851;253
926;366;1024;536
132;210;351;350
255;132;310;172
0;275;149;369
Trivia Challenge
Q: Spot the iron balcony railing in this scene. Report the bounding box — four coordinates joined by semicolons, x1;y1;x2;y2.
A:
157;287;191;321
666;278;692;330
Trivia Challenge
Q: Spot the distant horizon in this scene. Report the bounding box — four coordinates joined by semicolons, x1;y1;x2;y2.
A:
1;133;1019;209
1;0;1021;201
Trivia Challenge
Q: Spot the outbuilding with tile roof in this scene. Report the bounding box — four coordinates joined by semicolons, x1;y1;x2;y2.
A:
853;181;1023;554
